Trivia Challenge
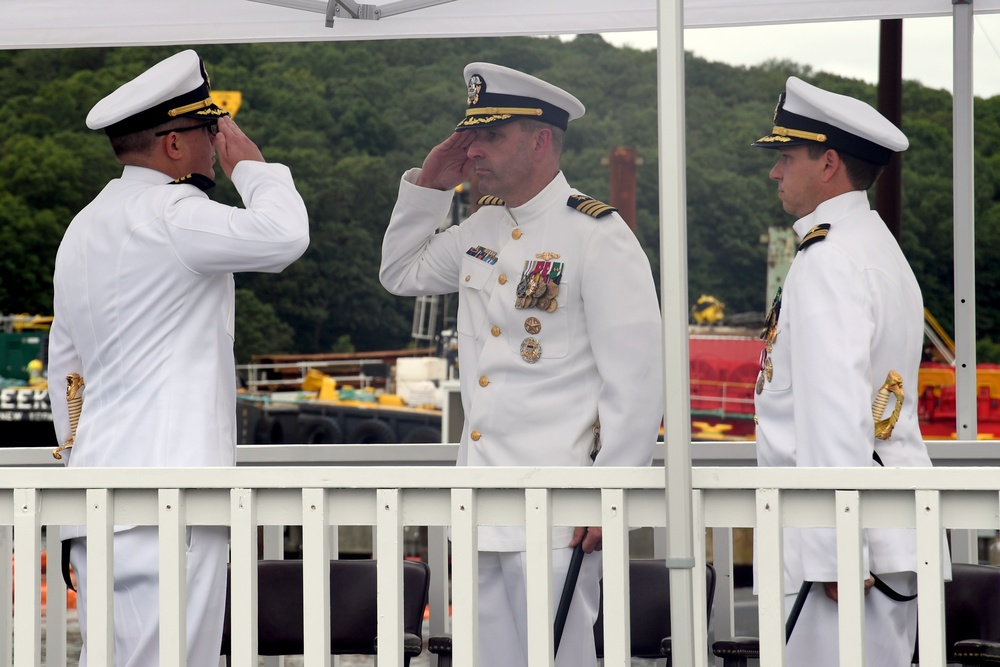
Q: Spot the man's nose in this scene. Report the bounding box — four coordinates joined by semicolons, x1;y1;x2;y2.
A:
769;163;781;180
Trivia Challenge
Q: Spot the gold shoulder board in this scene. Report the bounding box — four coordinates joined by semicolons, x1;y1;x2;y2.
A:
797;223;831;252
170;173;216;192
567;194;617;218
477;195;506;207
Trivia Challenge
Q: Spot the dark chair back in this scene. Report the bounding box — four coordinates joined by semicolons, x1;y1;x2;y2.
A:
594;559;716;660
220;559;430;665
913;562;1000;665
714;564;1000;667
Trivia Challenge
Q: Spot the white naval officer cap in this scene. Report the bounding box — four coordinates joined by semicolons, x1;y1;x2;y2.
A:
86;49;229;138
752;76;908;165
456;62;585;132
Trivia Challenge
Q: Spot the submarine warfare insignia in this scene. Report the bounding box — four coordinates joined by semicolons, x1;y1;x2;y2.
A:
756;286;782;395
515;260;562;311
535;251;561;261
567;194;617;218
520;337;542;363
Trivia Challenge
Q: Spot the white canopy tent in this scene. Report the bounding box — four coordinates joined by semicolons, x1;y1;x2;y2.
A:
2;0;996;664
1;0;999;48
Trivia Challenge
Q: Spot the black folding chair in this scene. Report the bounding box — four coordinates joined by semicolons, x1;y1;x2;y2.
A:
712;563;1000;666
220;558;430;666
429;559;716;666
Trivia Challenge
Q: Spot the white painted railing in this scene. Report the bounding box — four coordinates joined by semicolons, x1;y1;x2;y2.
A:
0;443;998;666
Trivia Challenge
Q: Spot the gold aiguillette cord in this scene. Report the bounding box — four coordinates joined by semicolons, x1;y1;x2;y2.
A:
52;373;84;460
872;370;904;441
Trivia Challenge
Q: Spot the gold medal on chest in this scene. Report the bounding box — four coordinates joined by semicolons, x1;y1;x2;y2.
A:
520;337;542;364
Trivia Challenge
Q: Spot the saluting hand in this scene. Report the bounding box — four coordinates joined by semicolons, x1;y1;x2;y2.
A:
416;132;475;191
215;116;265;179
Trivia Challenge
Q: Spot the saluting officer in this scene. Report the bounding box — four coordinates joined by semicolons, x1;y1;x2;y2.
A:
380;62;663;667
49;50;309;667
751;76;949;666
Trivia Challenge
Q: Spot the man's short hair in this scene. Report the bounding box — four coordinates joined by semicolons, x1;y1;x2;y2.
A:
109;120;205;161
806;143;884;191
518;118;566;155
109;127;160;160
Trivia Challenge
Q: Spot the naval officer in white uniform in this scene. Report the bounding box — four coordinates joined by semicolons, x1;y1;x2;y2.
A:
751;76;948;666
380;62;663;667
48;49;309;667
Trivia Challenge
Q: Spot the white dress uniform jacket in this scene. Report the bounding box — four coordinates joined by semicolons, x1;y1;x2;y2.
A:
49;162;308;540
754;190;947;589
381;169;663;551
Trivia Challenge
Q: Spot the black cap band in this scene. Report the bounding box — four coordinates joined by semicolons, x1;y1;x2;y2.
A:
457;91;570;131
754;102;893;166
105;82;228;138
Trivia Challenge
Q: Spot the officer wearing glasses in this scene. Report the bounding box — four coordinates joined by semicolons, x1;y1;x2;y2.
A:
49;49;309;667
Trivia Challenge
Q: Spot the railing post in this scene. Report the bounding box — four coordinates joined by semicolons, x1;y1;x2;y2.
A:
0;526;11;667
13;489;41;667
302;488;331;667
230;488;258;666
834;490;865;666
525;488;554;667
159;488;186;667
916;489;946;665
691;489;710;667
756;487;785;666
451;489;478;667
43;524;68;667
376;488;404;666
601;488;630;667
85;488;114;667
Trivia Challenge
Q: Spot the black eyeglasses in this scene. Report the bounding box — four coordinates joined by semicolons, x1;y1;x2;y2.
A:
155;122;219;137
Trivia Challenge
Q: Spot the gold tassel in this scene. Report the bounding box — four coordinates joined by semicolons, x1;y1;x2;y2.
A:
872;370;904;441
52;373;84;460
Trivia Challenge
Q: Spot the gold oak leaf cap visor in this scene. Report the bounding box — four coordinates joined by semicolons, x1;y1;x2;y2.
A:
456;62;585;132
752;75;908;165
87;49;230;138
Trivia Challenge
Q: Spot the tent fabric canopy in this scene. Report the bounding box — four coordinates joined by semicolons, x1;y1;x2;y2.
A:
3;0;1000;50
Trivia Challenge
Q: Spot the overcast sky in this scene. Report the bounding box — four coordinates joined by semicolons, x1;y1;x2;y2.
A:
599;15;1000;98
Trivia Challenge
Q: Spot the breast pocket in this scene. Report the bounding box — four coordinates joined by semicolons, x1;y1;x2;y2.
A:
507;281;570;359
457;257;495;337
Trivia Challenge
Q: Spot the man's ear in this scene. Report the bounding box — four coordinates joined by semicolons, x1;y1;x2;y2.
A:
161;133;184;161
819;148;842;184
532;127;552;157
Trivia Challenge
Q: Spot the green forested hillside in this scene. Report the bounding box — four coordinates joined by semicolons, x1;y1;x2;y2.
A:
0;37;997;361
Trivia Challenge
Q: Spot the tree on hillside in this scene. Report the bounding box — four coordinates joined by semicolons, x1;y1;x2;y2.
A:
0;41;997;360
